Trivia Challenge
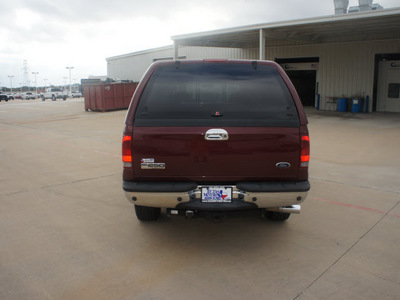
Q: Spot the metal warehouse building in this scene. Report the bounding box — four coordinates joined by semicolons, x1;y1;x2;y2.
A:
107;6;400;113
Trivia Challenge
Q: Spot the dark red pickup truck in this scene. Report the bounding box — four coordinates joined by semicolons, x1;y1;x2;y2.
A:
122;59;310;221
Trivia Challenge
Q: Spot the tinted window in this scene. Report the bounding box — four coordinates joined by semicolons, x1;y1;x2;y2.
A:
135;63;299;127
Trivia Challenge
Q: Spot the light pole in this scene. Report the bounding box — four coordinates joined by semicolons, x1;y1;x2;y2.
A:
8;75;14;94
66;66;74;97
63;77;68;93
32;72;39;94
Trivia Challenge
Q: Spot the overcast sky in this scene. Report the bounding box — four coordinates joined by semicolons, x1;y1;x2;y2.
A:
0;0;399;88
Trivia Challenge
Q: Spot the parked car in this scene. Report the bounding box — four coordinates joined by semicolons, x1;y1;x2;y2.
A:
122;59;310;222
41;88;68;101
7;94;14;100
24;92;35;100
0;94;9;102
71;91;83;98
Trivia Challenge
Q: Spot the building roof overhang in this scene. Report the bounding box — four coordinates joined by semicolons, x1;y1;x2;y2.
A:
172;8;400;48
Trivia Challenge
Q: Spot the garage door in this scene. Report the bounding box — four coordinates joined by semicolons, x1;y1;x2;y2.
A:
377;60;400;113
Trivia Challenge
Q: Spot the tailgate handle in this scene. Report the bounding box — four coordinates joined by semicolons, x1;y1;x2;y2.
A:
205;129;229;141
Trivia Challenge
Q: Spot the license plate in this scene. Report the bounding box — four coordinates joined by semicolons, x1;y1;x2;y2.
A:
201;187;232;203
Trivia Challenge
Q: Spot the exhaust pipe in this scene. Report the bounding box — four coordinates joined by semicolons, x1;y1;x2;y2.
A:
266;205;301;214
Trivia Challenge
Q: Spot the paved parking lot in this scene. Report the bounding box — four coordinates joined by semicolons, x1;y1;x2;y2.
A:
1;99;399;300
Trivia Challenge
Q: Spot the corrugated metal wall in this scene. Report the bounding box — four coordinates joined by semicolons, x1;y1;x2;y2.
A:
107;46;245;82
243;39;400;111
107;47;173;82
181;46;244;60
107;39;400;111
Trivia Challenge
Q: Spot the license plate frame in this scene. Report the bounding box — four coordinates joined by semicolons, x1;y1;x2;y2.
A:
201;186;232;203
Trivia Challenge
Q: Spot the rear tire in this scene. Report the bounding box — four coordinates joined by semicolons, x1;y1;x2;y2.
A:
265;211;291;222
134;205;161;221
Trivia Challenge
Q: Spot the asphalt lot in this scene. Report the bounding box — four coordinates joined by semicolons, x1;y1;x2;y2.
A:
1;98;399;300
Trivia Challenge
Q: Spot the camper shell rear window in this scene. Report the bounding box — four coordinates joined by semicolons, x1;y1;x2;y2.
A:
134;62;299;127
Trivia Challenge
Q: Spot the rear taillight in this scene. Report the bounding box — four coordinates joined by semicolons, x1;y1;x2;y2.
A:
300;135;310;167
122;135;132;168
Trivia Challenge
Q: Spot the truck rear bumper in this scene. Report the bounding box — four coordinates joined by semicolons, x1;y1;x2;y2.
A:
123;181;310;211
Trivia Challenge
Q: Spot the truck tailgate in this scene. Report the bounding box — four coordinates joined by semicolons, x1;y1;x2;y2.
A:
132;126;300;182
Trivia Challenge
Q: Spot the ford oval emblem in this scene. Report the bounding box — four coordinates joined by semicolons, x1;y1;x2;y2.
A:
276;162;291;169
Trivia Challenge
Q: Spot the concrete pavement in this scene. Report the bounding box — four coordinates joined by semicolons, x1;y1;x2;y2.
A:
0;99;399;300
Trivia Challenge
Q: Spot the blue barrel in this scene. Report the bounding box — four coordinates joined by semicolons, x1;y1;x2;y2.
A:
352;98;362;113
337;98;347;112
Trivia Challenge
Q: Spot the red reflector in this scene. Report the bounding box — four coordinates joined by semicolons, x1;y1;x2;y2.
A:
301;135;310;165
301;155;310;162
122;135;132;165
123;156;132;163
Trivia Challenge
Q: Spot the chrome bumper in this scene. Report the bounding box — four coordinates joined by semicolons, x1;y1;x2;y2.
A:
123;184;308;211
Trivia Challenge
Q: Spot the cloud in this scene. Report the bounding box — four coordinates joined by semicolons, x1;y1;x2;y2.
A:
1;0;399;87
15;8;42;30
